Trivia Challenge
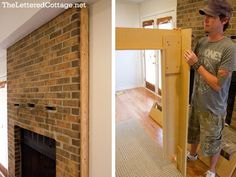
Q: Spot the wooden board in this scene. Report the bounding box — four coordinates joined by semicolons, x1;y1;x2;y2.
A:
176;29;191;175
80;7;89;177
149;102;163;126
116;27;180;50
164;35;181;74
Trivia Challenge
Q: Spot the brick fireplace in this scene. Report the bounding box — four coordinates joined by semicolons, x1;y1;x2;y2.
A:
20;128;56;177
7;6;88;177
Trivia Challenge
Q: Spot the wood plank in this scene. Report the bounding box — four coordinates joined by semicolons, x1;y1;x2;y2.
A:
163;35;181;74
149;102;163;126
80;7;89;177
116;28;181;50
176;29;191;176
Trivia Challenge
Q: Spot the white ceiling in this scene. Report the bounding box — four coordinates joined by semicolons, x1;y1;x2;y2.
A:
117;0;148;3
0;0;96;50
125;0;147;2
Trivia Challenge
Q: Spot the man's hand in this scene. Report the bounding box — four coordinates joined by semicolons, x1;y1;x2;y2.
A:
184;50;198;66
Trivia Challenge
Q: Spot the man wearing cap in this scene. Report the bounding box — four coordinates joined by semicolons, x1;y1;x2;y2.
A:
184;0;236;177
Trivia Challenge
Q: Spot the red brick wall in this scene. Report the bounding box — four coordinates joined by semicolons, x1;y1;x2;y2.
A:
7;7;81;177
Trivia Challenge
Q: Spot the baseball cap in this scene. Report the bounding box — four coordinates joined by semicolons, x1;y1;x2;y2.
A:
199;0;233;18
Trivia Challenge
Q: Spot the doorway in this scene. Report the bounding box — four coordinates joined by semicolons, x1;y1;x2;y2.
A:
143;16;173;95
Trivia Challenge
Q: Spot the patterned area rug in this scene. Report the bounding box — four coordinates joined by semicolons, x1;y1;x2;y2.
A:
116;118;183;177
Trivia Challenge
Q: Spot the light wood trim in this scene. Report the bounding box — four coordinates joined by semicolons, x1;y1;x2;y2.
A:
80;7;89;177
160;48;167;158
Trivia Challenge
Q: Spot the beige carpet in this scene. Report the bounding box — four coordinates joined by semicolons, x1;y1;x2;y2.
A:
116;118;183;177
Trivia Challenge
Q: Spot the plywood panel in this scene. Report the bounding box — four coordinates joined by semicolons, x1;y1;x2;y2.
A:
116;28;181;50
149;102;163;126
162;73;180;158
164;35;181;74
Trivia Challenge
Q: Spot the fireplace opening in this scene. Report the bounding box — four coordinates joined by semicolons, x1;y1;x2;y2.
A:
21;129;56;177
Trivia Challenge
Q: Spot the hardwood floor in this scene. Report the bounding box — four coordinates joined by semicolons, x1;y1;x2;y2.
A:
116;87;163;146
116;87;236;177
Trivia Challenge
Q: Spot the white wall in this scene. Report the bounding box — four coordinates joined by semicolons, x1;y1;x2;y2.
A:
0;1;42;45
0;49;6;79
0;0;79;49
115;0;143;91
115;51;143;90
89;0;113;177
116;0;139;27
139;0;177;27
139;0;176;17
0;87;7;169
0;49;7;169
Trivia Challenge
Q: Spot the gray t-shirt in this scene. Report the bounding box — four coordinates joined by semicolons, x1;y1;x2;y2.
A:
191;36;236;115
